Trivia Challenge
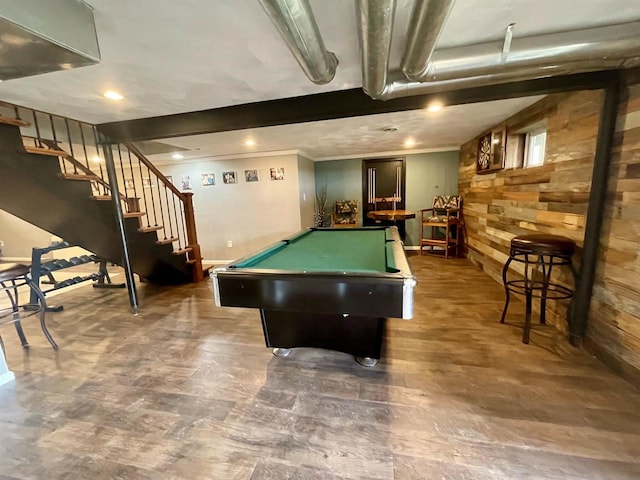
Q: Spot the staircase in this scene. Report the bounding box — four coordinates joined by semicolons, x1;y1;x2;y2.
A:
0;103;203;284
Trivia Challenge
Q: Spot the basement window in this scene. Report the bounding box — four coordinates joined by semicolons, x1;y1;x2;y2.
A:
524;128;547;168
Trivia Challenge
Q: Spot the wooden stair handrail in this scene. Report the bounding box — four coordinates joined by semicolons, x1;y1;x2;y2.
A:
124;142;204;282
124;142;185;200
39;139;129;203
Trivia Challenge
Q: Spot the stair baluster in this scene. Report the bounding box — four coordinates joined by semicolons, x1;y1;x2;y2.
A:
115;145;129;212
171;192;183;250
134;151;152;228
91;126;109;196
155;174;167;240
64;119;78;175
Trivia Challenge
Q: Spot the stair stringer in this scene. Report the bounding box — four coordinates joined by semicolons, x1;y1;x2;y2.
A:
0;123;192;284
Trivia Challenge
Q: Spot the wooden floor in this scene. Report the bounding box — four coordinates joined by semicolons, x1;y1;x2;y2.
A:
1;254;640;479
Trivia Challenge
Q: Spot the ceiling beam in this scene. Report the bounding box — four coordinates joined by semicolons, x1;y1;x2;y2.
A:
97;70;619;143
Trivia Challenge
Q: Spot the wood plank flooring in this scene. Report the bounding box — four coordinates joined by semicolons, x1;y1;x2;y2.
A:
1;254;639;479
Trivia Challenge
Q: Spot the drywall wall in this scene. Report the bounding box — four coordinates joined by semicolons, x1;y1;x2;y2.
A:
314;152;459;245
297;155;316;228
158;153;304;261
404;151;460;246
0;210;53;259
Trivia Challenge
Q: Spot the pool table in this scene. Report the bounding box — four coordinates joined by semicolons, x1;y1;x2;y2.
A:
211;226;416;366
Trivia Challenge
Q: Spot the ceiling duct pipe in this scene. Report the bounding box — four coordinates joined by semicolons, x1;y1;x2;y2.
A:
0;0;100;81
356;0;396;98
357;0;640;100
259;0;338;85
400;0;455;82
420;21;640;82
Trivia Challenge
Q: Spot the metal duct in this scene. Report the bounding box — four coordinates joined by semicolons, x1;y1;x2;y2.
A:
400;0;455;82
422;22;640;82
356;0;396;98
357;0;640;100
259;0;338;85
0;0;100;81
379;60;628;100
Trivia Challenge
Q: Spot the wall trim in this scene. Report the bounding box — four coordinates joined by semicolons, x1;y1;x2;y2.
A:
152;149;301;166
314;146;460;162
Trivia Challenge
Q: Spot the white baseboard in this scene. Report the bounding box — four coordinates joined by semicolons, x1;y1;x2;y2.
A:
0;370;15;386
404;246;420;251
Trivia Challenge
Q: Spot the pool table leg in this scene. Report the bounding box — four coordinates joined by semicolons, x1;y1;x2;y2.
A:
272;348;292;357
356;356;378;367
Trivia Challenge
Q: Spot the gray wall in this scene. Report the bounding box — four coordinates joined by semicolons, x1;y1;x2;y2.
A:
404;151;459;246
314;151;459;246
314;158;363;223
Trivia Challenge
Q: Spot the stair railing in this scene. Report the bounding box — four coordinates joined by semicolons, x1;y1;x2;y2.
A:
0;101;204;282
118;142;203;281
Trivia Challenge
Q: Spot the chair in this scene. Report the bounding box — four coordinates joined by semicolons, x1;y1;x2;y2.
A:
419;195;462;258
0;263;58;350
334;200;359;226
500;235;577;344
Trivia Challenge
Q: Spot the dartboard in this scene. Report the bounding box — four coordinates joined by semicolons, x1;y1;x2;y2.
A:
478;134;491;169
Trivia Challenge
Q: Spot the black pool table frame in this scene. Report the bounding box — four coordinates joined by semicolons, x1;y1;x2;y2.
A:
212;226;416;364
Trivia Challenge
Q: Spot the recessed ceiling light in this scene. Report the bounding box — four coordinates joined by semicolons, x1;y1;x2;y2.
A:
245;139;255;146
404;138;416;148
171;153;184;160
103;90;124;100
427;103;443;112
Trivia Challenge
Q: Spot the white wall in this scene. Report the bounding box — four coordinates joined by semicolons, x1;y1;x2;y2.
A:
158;153;305;262
297;155;316;228
0;210;53;259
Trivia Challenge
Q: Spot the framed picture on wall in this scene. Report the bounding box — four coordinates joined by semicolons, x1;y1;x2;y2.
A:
270;167;285;180
476;126;507;174
222;171;237;184
201;173;215;186
245;169;259;182
181;175;192;191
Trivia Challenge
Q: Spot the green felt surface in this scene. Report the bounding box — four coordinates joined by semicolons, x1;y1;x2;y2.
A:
237;229;392;272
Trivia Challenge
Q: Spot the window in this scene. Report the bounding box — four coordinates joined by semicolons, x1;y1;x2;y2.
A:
524;128;546;168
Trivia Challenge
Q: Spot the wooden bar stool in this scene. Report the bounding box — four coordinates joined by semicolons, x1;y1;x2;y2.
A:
500;235;577;344
0;263;58;350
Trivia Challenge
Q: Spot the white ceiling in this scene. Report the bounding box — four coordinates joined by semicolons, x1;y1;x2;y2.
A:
151;95;543;161
0;0;638;159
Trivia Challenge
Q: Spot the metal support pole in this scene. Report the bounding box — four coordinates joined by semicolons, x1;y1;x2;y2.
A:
100;134;139;313
570;78;621;346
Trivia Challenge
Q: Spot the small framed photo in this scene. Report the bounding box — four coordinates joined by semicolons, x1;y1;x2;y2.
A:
166;175;174;185
142;177;153;189
201;173;215;186
245;169;259;182
270;167;285;181
222;171;237;184
124;179;135;190
181;174;193;191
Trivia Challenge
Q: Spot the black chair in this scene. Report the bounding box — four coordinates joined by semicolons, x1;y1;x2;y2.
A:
0;263;57;350
500;235;577;343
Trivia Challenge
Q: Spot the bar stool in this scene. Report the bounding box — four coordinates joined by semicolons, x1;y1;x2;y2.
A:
0;263;58;350
500;235;577;344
